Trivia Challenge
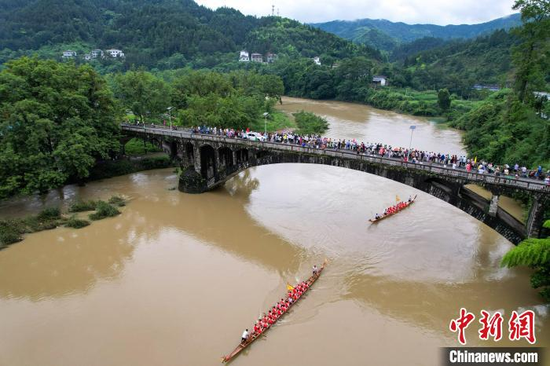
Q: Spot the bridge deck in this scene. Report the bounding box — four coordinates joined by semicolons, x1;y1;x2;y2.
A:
121;125;550;193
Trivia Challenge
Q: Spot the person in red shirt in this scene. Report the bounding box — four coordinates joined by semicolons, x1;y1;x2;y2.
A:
254;321;262;335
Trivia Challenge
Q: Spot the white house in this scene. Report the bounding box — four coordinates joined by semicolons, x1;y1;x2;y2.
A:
251;53;263;63
106;49;125;58
62;50;77;58
372;75;388;86
239;50;250;62
473;84;500;92
91;49;104;58
313;56;321;66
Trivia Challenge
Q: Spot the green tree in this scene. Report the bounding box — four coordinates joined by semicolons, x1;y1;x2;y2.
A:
0;57;120;197
512;0;550;102
437;88;452;111
501;220;550;302
113;70;171;122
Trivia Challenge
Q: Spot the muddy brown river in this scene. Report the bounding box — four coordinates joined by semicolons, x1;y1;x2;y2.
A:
0;98;547;366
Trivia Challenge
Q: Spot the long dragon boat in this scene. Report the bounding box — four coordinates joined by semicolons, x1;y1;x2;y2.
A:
369;195;417;223
221;261;327;363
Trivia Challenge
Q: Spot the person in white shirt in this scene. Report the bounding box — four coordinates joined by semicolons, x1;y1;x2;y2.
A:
241;329;249;343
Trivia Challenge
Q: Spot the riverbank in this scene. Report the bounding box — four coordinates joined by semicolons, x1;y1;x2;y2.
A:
0;196;127;249
363;87;481;122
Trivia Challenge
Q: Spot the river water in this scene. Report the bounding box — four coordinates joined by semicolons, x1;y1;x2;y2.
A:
0;98;547;366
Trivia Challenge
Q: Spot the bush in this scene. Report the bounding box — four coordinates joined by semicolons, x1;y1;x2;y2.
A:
69;200;98;212
294;111;329;135
89;201;120;221
65;216;91;229
108;195;126;207
37;207;61;220
0;220;23;247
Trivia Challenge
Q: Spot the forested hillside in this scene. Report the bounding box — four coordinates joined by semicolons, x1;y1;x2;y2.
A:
311;14;522;51
389;30;520;95
0;0;380;69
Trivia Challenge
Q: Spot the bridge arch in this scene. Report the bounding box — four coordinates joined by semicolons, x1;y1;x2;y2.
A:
199;145;217;181
119;125;549;243
219;147;234;169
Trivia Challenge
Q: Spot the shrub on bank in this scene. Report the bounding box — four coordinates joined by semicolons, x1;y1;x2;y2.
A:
294;111;329;135
0;220;23;248
69;200;98;213
65;216;91;229
89;201;120;221
0;208;64;248
108;195;126;207
37;207;61;221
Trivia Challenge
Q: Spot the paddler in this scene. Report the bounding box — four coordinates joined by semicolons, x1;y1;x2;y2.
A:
241;329;249;343
313;264;318;275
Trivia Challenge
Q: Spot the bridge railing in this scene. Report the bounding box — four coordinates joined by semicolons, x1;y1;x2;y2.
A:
121;125;550;193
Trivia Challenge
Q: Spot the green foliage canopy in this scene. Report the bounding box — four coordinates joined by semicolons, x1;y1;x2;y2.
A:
0;57;120;198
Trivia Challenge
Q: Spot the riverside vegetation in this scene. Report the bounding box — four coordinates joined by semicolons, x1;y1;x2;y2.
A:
0;195;127;249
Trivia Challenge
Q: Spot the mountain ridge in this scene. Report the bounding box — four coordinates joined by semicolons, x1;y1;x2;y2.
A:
310;13;522;51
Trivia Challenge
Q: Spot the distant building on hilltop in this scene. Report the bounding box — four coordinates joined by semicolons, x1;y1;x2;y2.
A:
91;49;104;59
106;49;125;58
62;50;77;58
473;84;500;92
372;75;388;87
251;53;263;63
239;50;250;62
313;56;321;66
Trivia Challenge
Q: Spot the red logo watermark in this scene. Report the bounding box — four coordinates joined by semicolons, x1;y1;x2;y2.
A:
449;309;536;345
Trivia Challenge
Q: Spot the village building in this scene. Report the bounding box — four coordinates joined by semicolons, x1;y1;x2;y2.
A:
473;84;500;92
372;75;388;86
239;50;250;62
91;49;104;58
106;49;125;58
250;53;263;63
313;56;321;66
62;50;77;58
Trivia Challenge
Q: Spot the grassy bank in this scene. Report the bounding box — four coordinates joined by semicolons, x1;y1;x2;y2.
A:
249;110;296;132
0;196;127;249
364;88;481;121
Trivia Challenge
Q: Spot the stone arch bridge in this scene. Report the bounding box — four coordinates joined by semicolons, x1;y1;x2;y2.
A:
121;125;549;244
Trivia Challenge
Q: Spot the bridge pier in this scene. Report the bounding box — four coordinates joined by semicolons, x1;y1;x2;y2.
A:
179;166;208;194
526;194;547;238
488;195;499;217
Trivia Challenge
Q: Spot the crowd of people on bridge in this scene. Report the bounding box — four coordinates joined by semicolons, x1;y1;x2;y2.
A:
187;125;550;185
128;123;550;185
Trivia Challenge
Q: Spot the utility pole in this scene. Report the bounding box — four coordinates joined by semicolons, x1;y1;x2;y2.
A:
408;125;416;161
263;112;269;137
167;106;173;130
